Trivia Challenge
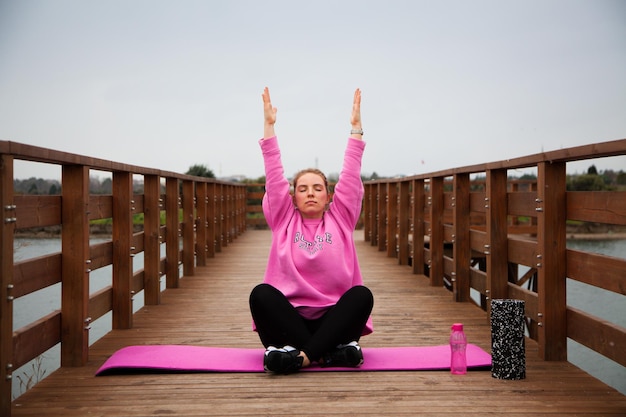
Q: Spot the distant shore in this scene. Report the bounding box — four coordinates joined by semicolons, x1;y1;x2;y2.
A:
13;229;626;241
566;232;626;240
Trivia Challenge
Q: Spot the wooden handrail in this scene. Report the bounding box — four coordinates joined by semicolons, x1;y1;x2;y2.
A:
0;141;247;415
362;138;626;365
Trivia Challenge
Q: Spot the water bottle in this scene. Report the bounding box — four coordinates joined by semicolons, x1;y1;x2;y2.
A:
450;323;467;374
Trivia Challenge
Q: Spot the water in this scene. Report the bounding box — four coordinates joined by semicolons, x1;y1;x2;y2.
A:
565;239;626;395
10;237;626;398
12;237;163;399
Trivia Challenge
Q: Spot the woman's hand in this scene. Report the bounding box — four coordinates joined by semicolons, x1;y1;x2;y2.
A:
263;87;277;139
350;88;363;139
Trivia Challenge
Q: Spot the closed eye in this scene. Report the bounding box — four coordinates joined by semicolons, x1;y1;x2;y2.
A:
297;185;325;192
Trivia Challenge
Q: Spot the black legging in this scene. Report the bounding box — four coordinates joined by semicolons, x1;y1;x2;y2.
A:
249;283;374;363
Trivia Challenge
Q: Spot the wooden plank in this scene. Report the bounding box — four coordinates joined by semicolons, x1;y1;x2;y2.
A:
132;270;144;295
247;204;264;213
165;178;180;288
428;177;444;286
1;154;15;416
443;223;454;242
567;191;626;225
133;193;144;214
486;169;508;306
469;191;486;214
225;184;232;246
567;249;626;295
87;195;112;221
61;165;90;367
412;179;425;275
112;171;133;330
88;287;112;323
377;183;387;252
470;267;486;297
215;184;223;252
567;306;626;367
195;182;208;266
507;191;537;217
247;191;265;200
12;312;61;369
397;181;410;265
470;229;486;253
207;183;216;258
363;183;371;242
452;173;470;302
386;182;398;258
14;195;61;229
88;241;113;270
368;183;379;247
13;254;61;298
536;161;567;361
508;236;538;268
181;180;195;277
131;232;144;253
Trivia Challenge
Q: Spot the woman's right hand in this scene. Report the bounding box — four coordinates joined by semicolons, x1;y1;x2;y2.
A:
263;87;277;139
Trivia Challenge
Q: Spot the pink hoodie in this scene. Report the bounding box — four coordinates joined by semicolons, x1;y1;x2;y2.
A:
259;136;373;335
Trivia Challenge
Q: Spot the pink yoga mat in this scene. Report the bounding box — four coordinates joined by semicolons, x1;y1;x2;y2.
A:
96;344;491;375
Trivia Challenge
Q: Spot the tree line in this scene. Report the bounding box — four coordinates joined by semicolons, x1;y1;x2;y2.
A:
13;164;626;195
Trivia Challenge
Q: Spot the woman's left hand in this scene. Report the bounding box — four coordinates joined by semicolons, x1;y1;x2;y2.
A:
350;89;362;137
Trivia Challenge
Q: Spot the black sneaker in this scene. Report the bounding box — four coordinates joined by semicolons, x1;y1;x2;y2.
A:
263;345;303;374
322;341;364;368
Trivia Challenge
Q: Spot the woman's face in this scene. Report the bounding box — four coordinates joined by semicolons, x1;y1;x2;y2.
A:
293;172;330;219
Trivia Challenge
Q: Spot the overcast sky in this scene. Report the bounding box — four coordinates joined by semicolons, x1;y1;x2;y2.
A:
1;0;625;181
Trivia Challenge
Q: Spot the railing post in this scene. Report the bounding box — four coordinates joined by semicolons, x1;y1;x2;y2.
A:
537;161;567;360
412;179;425;275
222;186;229;247
238;185;245;236
112;171;133;329
143;174;161;305
386;182;398;258
1;154;15;416
195;182;208;266
182;180;195;276
165;177;180;288
61;165;90;366
485;169;509;317
235;185;243;236
452;173;471;301
428;177;444;286
398;181;410;265
369;184;380;247
216;184;223;253
225;185;232;246
363;183;371;242
377;183;387;252
207;182;216;258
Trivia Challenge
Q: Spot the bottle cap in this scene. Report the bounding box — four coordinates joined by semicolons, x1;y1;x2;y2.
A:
451;323;464;331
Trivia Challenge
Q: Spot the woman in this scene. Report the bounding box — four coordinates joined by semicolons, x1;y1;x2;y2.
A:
249;87;374;374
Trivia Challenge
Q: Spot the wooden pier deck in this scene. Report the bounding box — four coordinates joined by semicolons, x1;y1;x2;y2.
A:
11;230;626;416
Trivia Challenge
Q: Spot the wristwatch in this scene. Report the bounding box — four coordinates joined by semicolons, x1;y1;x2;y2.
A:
350;129;364;135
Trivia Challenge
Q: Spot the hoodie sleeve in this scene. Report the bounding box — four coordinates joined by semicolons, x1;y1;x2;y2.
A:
259;137;293;230
329;138;366;229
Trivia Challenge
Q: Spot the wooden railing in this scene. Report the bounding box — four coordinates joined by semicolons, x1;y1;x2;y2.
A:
0;141;247;415
363;138;626;366
2;138;625;415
